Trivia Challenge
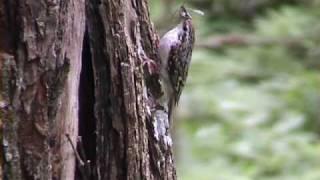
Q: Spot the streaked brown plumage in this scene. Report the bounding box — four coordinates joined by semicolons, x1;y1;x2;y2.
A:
158;6;195;120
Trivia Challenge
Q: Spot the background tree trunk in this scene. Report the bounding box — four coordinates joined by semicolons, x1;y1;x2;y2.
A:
1;0;176;179
0;0;85;179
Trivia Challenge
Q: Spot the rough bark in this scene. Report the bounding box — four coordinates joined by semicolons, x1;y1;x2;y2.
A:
86;0;176;179
1;0;177;179
0;0;85;179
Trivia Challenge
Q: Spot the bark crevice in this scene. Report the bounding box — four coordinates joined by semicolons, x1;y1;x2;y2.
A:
77;30;96;179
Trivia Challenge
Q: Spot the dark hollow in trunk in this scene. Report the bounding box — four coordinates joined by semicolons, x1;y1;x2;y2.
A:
78;30;96;180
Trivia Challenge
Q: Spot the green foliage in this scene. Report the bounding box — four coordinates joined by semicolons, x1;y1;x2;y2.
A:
254;6;316;38
150;1;320;180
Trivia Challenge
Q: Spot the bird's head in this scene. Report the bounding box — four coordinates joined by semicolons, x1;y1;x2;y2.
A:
179;5;192;20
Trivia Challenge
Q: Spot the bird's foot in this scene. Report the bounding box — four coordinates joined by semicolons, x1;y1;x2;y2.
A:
143;58;159;75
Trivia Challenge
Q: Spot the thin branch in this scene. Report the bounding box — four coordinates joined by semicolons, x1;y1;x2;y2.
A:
65;134;89;180
197;34;306;49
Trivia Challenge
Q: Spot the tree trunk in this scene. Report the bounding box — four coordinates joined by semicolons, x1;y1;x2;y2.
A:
1;0;176;179
86;0;176;179
0;0;85;179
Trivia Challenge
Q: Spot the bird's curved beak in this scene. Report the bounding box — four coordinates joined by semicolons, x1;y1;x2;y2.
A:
180;5;192;19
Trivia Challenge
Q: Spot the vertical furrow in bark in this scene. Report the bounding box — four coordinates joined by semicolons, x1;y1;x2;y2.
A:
78;30;96;179
0;1;19;179
86;1;113;179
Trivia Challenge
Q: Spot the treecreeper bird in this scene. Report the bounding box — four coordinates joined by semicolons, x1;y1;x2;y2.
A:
158;6;195;121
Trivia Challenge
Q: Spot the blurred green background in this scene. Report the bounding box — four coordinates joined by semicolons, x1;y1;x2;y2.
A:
150;0;320;180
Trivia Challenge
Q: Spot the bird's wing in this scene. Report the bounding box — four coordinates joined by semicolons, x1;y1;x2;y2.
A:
167;23;194;105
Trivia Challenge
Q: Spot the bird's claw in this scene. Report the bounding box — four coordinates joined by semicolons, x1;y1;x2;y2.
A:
143;58;159;75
